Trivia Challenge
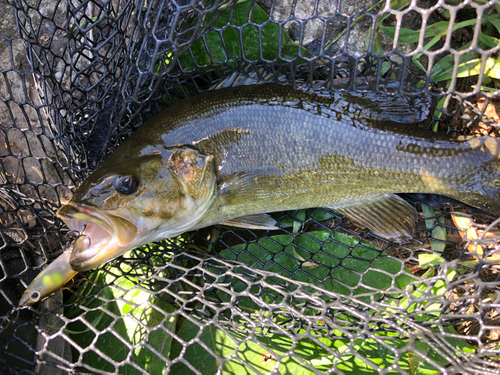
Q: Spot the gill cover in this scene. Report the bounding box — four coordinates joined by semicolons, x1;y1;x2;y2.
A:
66;146;217;271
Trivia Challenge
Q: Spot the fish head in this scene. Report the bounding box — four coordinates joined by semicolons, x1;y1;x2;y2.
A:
57;146;217;272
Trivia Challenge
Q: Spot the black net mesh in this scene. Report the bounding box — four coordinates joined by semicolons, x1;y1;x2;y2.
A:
1;0;500;373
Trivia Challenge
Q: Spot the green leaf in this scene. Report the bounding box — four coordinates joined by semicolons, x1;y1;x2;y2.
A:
484;57;500;79
214;227;474;373
220;230;413;301
311;208;336;222
459;58;500;78
474;85;500;92
379;25;420;44
380;19;476;44
409;326;475;371
485;14;500;34
479;31;500;49
421;204;446;253
390;0;411;10
292;209;306;234
418;253;445;268
170;321;226;374
379;18;480;75
178;1;300;71
432;56;500;82
428;39;473;80
170;320;319;374
368;23;391;75
277;209;307;229
65;247;177;374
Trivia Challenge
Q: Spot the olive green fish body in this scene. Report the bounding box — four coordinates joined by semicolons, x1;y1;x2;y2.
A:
104;84;500;225
19;84;500;306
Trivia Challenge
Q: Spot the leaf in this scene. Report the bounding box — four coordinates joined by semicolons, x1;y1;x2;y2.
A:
418;253;445;268
169;321;226;374
484;58;500;79
277;209;307;230
178;1;300;71
450;213;484;254
368;23;391;75
380;17;483;75
455;58;500;79
170;319;318;374
429;46;474;82
214;227;476;373
65;247;177;374
485;14;500;34
431;55;500;83
311;208;336;222
475;85;500;92
479;31;500;49
60;311;104;335
220;230;411;301
421;204;446;253
390;0;411;10
380;19;475;44
378;25;421;43
292;209;306;234
291;246;318;268
311;354;335;368
409;326;475;372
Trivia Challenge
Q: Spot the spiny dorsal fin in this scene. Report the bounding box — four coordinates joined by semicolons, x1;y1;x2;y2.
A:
328;194;417;242
344;91;431;124
210;66;290;90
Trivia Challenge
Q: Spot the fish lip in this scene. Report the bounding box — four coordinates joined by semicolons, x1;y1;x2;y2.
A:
57;204;114;235
56;204;138;272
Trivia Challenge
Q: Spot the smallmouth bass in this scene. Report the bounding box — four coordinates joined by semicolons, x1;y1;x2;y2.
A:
19;83;500;306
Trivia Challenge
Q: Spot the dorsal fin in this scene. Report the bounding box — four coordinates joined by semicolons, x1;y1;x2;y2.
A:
342;91;431;124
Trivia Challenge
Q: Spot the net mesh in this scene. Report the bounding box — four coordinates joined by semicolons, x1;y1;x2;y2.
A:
1;0;500;373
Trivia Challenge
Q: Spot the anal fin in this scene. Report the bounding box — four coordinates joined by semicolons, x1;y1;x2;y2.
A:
328;194;417;242
221;214;278;230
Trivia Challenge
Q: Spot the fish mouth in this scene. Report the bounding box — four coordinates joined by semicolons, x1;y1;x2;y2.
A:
57;204;138;272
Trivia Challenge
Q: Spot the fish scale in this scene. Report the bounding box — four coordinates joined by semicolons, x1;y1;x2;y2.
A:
125;86;496;216
124;85;496;224
19;83;500;306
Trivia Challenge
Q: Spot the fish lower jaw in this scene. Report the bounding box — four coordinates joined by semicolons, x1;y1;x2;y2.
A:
57;205;140;271
69;233;133;272
68;219;124;271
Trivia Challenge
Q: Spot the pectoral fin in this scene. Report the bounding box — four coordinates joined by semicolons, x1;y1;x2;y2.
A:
218;169;278;202
328;194;417;242
221;214;278;230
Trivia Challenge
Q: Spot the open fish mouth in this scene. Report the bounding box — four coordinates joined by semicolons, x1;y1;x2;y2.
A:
57;204;138;272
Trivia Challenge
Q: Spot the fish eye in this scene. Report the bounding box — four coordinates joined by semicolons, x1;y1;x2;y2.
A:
114;175;139;195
